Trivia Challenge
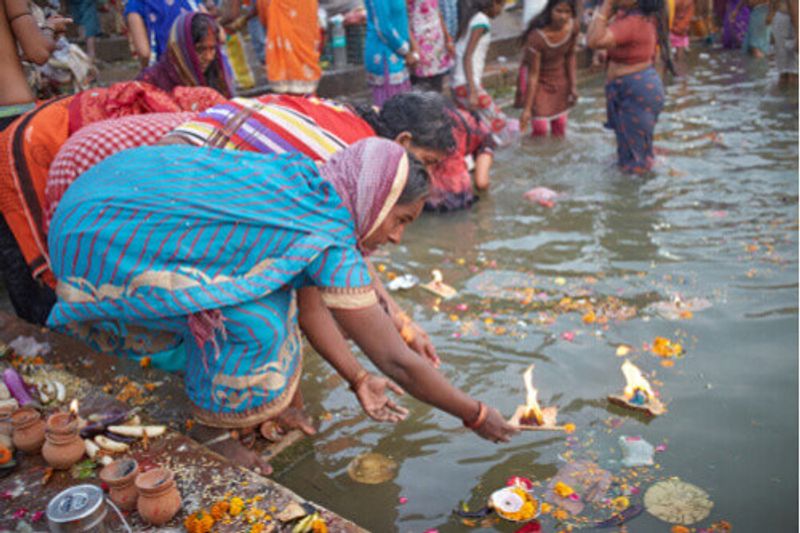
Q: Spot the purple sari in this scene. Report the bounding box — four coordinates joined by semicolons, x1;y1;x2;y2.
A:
721;0;750;49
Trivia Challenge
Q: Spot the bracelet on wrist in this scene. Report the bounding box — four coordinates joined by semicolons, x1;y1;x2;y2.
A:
349;369;370;393
463;401;489;430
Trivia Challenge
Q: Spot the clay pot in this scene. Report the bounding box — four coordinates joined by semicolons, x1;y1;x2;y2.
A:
42;412;85;470
136;467;181;526
99;458;140;512
11;407;45;454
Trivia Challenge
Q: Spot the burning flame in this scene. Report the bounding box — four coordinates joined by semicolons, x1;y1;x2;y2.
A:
432;269;443;284
621;360;654;401
69;399;79;416
521;364;544;425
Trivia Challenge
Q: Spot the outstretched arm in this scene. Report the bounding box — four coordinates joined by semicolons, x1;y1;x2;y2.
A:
331;303;519;443
298;286;408;423
367;260;440;367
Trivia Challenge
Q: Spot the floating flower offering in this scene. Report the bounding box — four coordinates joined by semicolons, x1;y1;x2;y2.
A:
346;452;397;484
489;486;539;522
644;478;713;525
420;269;457;299
608;360;666;416
509;364;570;431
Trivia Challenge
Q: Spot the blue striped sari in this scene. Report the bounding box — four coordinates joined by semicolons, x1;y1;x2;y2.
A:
47;145;376;427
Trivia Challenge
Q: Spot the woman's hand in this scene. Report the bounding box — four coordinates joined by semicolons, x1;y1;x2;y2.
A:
404;322;441;367
568;87;579;105
45;14;72;34
445;36;456;56
468;88;480;109
519;109;532;132
354;373;410;423
472;406;519;443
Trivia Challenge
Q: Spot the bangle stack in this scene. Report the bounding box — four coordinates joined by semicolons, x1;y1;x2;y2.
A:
463;401;489;430
349;369;370;393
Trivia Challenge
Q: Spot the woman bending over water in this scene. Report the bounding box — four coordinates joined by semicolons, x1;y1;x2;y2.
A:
47;139;519;472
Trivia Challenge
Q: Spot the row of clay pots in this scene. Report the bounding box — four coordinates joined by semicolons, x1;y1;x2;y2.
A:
11;407;181;526
11;408;84;469
100;459;182;526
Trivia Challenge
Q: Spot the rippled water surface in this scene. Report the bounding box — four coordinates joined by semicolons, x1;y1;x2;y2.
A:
277;49;798;532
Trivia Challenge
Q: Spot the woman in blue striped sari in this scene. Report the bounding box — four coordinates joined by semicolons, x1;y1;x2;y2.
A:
47;139;518;472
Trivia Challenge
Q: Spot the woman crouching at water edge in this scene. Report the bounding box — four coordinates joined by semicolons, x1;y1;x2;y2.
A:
46;139;519;472
587;0;673;173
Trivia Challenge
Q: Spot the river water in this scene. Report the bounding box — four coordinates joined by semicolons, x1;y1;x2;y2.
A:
277;48;798;532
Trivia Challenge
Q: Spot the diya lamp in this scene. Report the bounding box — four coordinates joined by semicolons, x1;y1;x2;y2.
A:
509;364;569;431
42;399;86;470
607;360;666;416
11;406;46;454
421;269;457;299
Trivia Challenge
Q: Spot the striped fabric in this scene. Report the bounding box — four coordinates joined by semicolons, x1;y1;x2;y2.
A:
45;112;197;231
169;94;375;162
47;145;376;426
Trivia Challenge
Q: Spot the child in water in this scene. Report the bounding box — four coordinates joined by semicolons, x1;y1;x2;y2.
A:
671;0;695;62
451;0;519;146
518;0;579;136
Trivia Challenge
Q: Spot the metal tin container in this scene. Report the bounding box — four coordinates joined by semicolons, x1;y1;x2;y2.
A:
46;484;130;532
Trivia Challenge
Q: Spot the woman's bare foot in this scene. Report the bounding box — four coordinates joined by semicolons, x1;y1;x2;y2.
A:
274;406;317;436
189;423;273;475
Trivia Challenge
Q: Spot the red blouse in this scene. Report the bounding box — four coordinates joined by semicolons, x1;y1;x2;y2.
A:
607;11;657;64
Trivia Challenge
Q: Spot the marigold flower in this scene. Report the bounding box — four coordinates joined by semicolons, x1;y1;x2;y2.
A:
229;497;245;516
611;496;629;511
210;500;230;519
563;423;576;434
553;482;575;498
670;526;690;533
553;508;569;521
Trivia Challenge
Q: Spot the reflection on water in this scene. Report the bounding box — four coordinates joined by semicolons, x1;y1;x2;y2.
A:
280;49;798;532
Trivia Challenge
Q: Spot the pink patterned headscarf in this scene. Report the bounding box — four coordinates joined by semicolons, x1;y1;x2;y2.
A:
318;138;409;252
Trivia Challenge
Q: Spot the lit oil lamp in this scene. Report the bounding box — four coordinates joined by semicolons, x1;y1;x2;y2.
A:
42;399;85;470
607;360;666;416
421;269;457;299
509;364;568;431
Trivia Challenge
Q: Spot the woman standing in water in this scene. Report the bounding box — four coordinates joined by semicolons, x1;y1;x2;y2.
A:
587;0;672;173
518;0;580;137
47;139;519;473
730;0;771;56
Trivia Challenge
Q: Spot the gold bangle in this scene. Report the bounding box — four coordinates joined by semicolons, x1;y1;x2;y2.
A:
463;401;489;430
594;12;608;21
349;369;370;393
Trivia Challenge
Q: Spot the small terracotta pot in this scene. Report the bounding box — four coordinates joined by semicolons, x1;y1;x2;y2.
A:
100;458;140;512
136;467;181;526
11;407;45;454
41;412;85;470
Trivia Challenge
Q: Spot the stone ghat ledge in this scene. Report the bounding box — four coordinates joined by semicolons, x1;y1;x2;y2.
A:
0;311;364;532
